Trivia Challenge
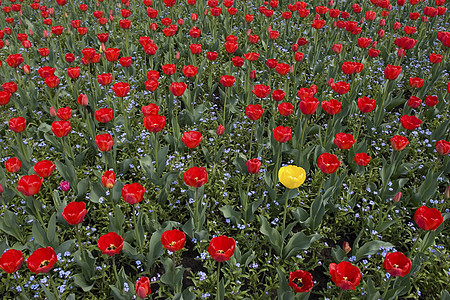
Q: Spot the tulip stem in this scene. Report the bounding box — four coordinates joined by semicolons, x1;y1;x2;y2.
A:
222;88;228;127
216;262;221;300
195;188;201;232
133;207;142;250
32;196;45;227
47;273;59;297
375;80;391;127
281;189;290;244
337;289;344;300
381;275;393;299
274;143;282;188
154;132;159;172
248;123;254;159
76;224;85;259
112;256;120;286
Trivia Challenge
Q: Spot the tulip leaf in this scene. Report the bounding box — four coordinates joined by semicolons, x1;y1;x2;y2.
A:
217;278;225;300
259;216;282;255
355;240;394;261
220;205;241;225
0;210;23;242
73;273;95;292
109;285;129;300
39;283;56;300
282;232;321;259
276;267;291;299
76;178;90;199
90;181;105;204
32;221;50;248
46;213;59;248
146;229;164;268
331;245;348;263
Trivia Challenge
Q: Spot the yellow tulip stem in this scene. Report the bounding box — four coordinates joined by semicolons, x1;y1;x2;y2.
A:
282;189;290;234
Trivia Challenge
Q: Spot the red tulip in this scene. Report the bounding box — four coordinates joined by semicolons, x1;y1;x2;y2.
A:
162;64;177;76
34;160;56;178
6;54;24;68
331;81;350;95
429;53;443;64
57;107;72;121
245;104;264;120
119;57;132;67
317;153;341;174
102;170;116;189
208;235;235;262
95;108;114;123
38;67;56;79
182;65;198;78
51;121;71;137
334;133;356;150
368;48;380;58
9;117;26;133
409;77;424;88
45;76;60;88
400;115;422;130
289;270;313;293
182;131;203;148
299;97;319;115
5;157;21;173
332;44;343;53
190;44;202;54
278;102;294;116
0;249;24;274
383;252;412;277
424;95;438;107
275;63;290;75
0;91;11;106
231;56;244;68
252;85;271;98
435;140;450;156
407;96;422;108
216;125;225;136
161;229;186;252
97;73;113;85
183;167;207;188
272;89;285;102
141;104;159;117
357;97;376;113
135;277;151;299
98;232;123;256
62;201;87;225
414;206;444;230
144;115;166;132
390;135;409;151
321;99;342;115
112;82;130;97
105;48;120;62
95;133;114;152
273;126;292;143
206;51;218;61
122;183;145;205
220;75;235;87
357;37;371;48
67;67;81;79
266;59;278;69
246;158;261;174
26;247;57;274
2;82;17;94
354;153;371;166
170;82;187;97
17;174;43;196
384;64;402;80
329;261;361;290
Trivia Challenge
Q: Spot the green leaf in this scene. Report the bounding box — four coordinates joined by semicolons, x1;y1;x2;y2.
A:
47;213;59;248
220;205;241;225
32;221;50;248
39;283;56;300
146;229;164;268
282;232;321;259
217;278;225;300
355;240;394;261
73;273;95;292
331;245;347;263
259;216;282;255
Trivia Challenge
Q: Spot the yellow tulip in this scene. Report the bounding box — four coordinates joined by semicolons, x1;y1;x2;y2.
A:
278;165;306;189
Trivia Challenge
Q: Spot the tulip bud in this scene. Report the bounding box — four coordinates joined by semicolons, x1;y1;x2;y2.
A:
342;241;351;254
379;19;386;26
290;65;294;74
178;18;184;25
0;182;3;195
65;12;68;18
292;43;299;51
29;29;33;35
327;78;334;86
191;13;198;21
50;106;57;117
247;29;251;36
77;94;89;106
43;30;48;38
445;186;450;199
175;51;180;59
110;14;114;21
328;0;333;6
371;41;378;48
393;192;402;203
204;8;208;15
250;70;256;80
378;29;385;37
23;64;31;74
101;43;106;52
5;40;9;46
216;125;225;136
60;181;70;191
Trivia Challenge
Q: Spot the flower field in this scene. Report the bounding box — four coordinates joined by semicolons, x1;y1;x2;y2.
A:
0;0;449;299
